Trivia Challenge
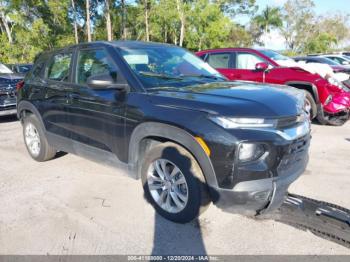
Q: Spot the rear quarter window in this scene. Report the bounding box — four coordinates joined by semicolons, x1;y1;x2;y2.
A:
27;59;46;80
47;53;72;82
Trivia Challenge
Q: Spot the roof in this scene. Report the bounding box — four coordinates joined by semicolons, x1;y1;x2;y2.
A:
51;40;176;52
34;41;179;61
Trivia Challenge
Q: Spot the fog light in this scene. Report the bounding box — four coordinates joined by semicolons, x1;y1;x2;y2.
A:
238;143;265;162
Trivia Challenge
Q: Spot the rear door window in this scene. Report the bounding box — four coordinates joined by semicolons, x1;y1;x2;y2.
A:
206;53;231;69
47;53;72;82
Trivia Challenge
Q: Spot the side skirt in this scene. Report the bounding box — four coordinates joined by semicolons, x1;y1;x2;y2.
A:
46;132;133;178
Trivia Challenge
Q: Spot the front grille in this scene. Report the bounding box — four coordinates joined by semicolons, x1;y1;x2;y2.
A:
277;135;310;175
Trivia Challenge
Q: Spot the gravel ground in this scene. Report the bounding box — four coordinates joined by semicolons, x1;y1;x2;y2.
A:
0;115;349;255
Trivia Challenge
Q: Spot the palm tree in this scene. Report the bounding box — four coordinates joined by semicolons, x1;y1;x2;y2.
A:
254;6;282;46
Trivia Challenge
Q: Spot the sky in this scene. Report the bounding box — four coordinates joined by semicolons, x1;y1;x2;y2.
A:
236;0;350;50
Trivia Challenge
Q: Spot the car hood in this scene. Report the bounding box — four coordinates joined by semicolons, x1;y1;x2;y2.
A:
148;81;305;118
0;73;24;81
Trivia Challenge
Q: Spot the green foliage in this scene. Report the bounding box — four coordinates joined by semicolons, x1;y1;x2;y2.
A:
304;33;337;54
253;6;282;46
0;0;349;63
185;0;233;50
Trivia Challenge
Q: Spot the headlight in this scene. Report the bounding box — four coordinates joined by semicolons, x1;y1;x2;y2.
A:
324;94;332;105
209;116;277;129
238;143;266;162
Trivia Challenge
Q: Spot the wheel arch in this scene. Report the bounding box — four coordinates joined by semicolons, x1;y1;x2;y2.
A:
17;101;45;130
128;122;218;189
284;81;319;103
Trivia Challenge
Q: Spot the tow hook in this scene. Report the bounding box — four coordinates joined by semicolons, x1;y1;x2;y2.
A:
259;193;350;248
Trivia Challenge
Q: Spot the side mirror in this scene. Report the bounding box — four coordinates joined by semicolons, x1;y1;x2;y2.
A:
255;62;269;71
342;61;349;65
87;73;127;90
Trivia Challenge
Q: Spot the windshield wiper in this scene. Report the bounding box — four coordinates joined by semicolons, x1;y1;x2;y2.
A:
139;71;183;80
180;74;225;80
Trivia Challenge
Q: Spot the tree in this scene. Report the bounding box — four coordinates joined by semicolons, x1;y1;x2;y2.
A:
280;0;316;51
71;0;79;44
120;0;127;39
228;23;255;47
304;33;337;54
105;0;112;41
253;6;282;46
86;0;91;42
142;0;150;41
0;1;12;43
215;0;257;17
316;14;350;47
186;0;232;51
176;0;186;47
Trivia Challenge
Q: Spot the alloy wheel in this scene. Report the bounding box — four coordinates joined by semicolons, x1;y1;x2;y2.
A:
24;123;41;157
147;159;189;213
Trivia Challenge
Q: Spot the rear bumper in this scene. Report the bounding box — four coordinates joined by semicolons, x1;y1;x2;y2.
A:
0;104;17;116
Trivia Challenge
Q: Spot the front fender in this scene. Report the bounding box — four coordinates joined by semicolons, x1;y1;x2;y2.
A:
128;122;219;190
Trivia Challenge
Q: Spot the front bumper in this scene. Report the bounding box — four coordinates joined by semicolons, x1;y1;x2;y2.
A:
317;103;350;125
210;129;310;216
212;145;308;215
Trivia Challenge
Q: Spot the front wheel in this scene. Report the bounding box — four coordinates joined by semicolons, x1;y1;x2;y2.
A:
304;91;317;120
141;142;210;223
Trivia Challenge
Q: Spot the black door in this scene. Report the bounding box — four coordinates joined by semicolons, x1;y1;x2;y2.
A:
65;47;127;160
41;52;74;139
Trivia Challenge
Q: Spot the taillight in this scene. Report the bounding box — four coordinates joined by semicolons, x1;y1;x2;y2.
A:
16;80;24;91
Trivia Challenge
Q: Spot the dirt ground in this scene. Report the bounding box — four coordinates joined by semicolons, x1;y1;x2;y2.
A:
0;115;349;255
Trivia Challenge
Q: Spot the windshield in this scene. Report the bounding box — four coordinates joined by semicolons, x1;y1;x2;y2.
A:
0;63;13;74
119;46;225;89
259;49;293;62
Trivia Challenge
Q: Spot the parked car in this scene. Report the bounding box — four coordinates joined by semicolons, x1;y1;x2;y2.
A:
0;63;23;116
6;63;33;76
320;54;350;67
196;48;350;125
17;41;311;223
293;56;350;72
336;51;350;59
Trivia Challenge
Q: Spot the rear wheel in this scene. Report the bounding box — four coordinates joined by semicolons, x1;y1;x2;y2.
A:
23;114;56;161
141;142;211;223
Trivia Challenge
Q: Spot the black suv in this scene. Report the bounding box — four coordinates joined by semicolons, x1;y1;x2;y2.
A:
17;41;311;223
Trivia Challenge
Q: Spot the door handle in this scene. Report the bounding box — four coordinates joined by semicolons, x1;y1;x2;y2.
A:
68;93;80;100
229;73;241;79
65;93;80;104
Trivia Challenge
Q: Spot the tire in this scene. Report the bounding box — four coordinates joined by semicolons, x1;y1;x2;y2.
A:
23;114;56;162
141;142;211;223
304;91;317;120
316;109;348;126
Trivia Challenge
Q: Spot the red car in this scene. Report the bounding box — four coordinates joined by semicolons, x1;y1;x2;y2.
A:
196;48;350;125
